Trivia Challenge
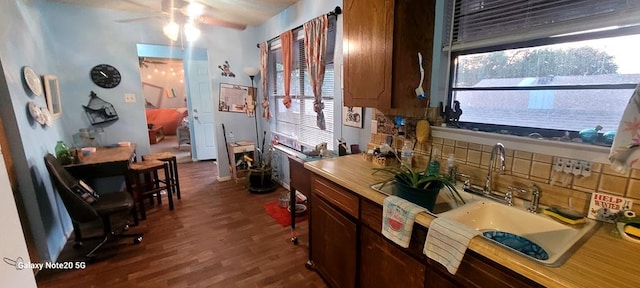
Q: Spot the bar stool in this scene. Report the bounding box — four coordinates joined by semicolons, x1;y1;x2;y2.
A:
128;159;173;220
142;152;181;199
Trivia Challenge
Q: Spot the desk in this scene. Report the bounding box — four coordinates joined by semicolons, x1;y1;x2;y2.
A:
64;145;136;180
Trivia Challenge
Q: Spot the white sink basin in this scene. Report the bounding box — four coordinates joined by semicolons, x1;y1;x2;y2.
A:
438;200;600;266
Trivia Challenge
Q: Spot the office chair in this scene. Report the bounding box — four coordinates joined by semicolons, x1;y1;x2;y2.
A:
44;153;143;260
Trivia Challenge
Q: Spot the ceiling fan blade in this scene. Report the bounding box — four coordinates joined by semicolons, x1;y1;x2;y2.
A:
116;15;164;23
197;16;247;30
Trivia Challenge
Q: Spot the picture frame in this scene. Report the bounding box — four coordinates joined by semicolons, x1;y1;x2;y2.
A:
218;83;252;114
43;75;62;119
343;106;363;128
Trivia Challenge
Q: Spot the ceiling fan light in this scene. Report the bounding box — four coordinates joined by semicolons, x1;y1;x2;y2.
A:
185;2;205;17
163;21;179;41
184;23;201;41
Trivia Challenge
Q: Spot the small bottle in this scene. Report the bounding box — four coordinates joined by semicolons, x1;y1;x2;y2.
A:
427;160;440;176
446;153;457;184
400;138;414;167
228;131;236;144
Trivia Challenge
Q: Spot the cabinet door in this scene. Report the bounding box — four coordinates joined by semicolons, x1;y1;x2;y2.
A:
311;195;357;288
343;0;394;110
360;226;426;288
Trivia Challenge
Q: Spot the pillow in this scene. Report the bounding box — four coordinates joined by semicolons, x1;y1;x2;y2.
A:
73;180;100;204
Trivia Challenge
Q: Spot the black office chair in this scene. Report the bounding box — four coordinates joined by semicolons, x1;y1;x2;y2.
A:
44;153;143;260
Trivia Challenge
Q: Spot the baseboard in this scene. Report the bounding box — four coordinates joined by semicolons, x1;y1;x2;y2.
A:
217;175;232;182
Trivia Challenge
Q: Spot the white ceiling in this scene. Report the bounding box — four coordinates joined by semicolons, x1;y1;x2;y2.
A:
49;0;299;27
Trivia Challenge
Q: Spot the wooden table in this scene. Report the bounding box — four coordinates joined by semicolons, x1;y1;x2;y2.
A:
64;145;136;180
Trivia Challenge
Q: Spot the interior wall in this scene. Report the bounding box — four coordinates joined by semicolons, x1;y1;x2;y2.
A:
0;0;266;262
140;58;187;109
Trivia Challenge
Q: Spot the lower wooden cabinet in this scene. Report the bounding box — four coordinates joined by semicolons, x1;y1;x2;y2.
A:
311;193;357;288
308;174;543;288
360;226;425;288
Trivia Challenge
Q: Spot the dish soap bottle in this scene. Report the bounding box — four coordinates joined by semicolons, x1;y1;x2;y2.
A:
401;137;414;167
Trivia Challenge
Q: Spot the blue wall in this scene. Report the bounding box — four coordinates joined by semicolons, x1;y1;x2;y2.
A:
0;0;265;261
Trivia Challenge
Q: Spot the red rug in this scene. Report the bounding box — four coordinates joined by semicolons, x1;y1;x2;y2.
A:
263;200;307;227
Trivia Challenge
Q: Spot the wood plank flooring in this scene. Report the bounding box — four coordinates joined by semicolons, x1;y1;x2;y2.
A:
36;160;326;287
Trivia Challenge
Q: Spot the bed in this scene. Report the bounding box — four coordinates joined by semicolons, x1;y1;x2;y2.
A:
145;108;188;136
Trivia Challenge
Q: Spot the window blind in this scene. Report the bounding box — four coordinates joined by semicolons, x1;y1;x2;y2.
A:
450;0;640;51
268;19;336;151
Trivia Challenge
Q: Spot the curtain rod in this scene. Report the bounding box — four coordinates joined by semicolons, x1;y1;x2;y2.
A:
256;6;342;48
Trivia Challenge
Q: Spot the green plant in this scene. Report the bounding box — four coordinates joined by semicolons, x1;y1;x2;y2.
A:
372;159;466;206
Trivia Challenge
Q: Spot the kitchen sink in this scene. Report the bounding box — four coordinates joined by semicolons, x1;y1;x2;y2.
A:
370;181;600;266
437;200;600;266
370;181;483;215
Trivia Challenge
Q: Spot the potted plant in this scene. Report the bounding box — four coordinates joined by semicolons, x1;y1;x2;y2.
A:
373;156;465;211
247;143;277;193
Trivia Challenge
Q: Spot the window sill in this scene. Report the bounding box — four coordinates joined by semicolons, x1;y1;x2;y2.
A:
431;126;611;164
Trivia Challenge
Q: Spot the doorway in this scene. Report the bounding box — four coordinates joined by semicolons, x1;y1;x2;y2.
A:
137;44;218;161
138;57;191;163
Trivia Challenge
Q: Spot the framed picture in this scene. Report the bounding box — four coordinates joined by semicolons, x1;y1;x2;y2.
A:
43;75;62;119
219;83;252;114
343;106;363;128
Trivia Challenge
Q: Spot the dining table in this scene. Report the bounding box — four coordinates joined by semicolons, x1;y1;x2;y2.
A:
63;144;136;180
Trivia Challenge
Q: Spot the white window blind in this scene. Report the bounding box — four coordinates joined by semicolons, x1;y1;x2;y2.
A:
268;20;336;151
450;0;640;51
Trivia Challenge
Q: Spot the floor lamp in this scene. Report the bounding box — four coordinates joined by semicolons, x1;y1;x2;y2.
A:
243;67;261;163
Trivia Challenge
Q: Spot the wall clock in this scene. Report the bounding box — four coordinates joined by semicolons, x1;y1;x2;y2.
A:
90;64;121;88
23;66;43;97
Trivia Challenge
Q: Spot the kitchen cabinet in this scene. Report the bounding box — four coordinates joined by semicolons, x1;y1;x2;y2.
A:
343;0;435;117
310;175;358;288
360;226;426;288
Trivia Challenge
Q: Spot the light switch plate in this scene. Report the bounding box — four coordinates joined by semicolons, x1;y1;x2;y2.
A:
124;93;136;103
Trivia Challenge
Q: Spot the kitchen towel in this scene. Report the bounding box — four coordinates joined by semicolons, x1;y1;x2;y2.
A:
381;196;426;248
423;217;480;274
610;83;640;173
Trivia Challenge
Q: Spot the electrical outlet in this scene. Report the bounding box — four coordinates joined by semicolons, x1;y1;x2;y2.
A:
124;93;136;103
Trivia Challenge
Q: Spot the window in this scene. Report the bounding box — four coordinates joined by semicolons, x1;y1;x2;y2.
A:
447;0;640;139
268;20;336;151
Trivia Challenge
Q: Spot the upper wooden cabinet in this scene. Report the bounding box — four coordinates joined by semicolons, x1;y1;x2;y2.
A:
343;0;435;117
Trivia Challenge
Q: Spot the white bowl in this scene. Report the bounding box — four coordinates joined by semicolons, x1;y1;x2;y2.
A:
81;147;96;155
118;141;131;147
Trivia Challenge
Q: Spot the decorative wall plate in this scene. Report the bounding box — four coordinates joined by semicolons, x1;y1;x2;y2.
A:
23;66;43;97
28;101;45;124
40;106;53;127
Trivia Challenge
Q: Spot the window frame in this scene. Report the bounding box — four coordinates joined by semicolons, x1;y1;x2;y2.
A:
267;23;336;152
446;9;640;140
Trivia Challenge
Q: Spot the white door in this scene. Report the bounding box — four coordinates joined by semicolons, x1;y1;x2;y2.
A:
185;58;217;160
0;147;37;287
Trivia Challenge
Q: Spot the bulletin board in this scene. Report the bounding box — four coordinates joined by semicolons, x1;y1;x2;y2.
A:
218;83;252;113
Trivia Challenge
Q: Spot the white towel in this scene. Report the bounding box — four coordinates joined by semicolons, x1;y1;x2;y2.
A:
610;83;640;173
381;196;426;248
423;217;480;274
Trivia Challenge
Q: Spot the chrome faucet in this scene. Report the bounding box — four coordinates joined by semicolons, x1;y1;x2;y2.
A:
484;143;506;194
528;183;542;213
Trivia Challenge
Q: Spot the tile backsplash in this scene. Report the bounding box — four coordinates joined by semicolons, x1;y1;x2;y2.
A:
368;131;640;216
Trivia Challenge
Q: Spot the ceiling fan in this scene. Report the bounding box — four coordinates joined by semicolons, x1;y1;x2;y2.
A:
138;57;168;68
118;0;247;40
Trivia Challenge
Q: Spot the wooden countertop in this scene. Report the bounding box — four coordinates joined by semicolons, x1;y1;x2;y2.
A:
304;154;640;288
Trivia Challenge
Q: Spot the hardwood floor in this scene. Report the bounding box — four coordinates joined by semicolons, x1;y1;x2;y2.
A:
36;160;326;287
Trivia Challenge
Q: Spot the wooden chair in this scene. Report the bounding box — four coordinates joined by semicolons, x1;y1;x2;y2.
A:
128;159;173;220
44;154;142;260
142;152;181;199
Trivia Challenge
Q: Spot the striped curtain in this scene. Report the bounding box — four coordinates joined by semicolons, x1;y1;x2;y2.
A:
259;42;271;119
304;15;329;130
280;30;293;109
